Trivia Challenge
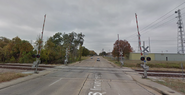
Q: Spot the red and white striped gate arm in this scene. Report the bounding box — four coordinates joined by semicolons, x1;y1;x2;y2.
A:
38;14;46;55
135;13;143;56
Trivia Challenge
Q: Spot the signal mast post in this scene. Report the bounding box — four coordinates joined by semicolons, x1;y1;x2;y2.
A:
64;48;69;66
120;50;124;67
141;41;150;78
143;42;147;78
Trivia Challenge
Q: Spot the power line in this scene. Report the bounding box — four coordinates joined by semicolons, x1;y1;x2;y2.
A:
141;14;175;32
141;17;176;35
181;6;185;10
126;17;176;40
140;1;185;31
125;2;185;41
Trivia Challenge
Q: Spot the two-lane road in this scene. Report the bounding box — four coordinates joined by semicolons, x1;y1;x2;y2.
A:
0;56;158;95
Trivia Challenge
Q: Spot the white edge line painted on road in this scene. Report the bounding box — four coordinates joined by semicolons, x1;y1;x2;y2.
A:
49;78;62;86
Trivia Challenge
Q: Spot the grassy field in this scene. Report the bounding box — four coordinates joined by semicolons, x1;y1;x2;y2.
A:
105;57;185;70
68;56;90;64
0;72;29;83
155;78;185;94
81;56;90;60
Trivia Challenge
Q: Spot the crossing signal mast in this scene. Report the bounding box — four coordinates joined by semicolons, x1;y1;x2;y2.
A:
175;9;185;54
32;14;46;73
117;34;124;66
135;13;151;78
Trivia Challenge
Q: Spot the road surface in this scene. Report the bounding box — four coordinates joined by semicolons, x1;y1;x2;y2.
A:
0;56;159;95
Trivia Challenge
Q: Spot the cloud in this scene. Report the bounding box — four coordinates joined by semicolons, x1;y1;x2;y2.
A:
0;0;185;54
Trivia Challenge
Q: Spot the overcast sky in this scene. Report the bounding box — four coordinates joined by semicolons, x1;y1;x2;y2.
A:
0;0;185;54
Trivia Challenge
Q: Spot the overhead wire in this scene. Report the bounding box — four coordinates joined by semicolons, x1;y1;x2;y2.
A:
126;4;185;40
125;16;176;40
124;1;185;43
140;1;185;31
181;6;185;10
125;14;175;40
141;17;176;35
140;14;175;33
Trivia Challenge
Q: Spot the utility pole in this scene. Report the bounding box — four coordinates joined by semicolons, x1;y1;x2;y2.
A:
175;9;185;54
135;13;143;56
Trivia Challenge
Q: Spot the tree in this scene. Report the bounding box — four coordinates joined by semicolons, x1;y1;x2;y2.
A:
112;40;133;61
43;37;59;63
99;51;107;56
0;37;10;62
0;36;35;63
89;50;97;56
50;32;63;46
82;46;89;56
42;32;85;64
77;33;85;61
0;37;10;48
11;36;22;61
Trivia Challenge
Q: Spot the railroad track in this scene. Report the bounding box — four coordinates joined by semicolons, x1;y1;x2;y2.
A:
135;70;185;77
0;64;55;71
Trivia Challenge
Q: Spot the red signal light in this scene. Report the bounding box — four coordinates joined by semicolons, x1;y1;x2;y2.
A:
140;57;145;61
146;57;151;61
36;55;40;58
32;54;36;58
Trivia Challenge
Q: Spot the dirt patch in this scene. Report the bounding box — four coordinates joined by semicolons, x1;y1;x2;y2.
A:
0;72;29;83
0;68;28;73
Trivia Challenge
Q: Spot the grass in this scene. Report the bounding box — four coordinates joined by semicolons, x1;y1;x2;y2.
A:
0;72;29;83
105;57;185;70
81;56;90;60
155;78;185;94
68;56;90;64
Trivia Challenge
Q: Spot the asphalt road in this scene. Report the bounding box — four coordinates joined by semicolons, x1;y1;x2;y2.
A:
0;56;158;95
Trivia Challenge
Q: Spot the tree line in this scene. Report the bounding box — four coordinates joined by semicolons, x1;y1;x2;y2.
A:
0;32;97;64
99;39;133;61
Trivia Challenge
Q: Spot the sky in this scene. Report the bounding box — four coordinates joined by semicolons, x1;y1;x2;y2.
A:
0;0;185;54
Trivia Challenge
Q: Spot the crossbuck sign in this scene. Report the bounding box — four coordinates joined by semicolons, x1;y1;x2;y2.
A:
142;46;149;52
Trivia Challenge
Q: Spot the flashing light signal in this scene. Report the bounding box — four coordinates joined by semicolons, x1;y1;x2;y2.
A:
32;54;40;58
140;57;145;61
32;54;36;58
146;57;151;61
37;55;40;58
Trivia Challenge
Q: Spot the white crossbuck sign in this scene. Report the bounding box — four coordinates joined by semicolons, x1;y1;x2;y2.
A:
142;46;149;52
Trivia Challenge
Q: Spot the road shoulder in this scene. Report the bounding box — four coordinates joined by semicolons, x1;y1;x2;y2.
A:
126;72;182;95
0;68;54;90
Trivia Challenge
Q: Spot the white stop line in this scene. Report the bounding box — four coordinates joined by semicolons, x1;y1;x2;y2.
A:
88;92;102;95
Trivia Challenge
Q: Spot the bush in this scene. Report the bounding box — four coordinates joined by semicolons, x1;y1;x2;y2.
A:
10;56;16;63
19;52;35;63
